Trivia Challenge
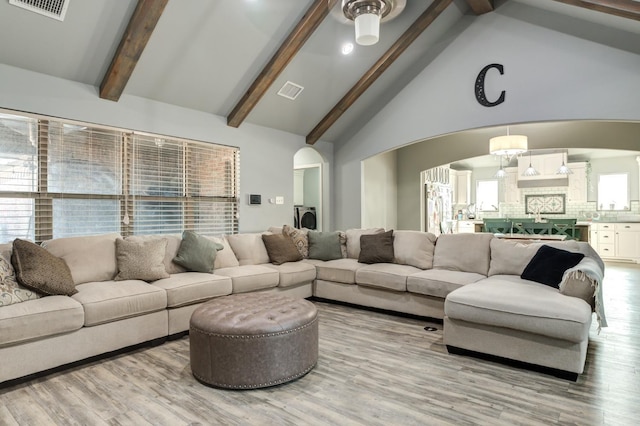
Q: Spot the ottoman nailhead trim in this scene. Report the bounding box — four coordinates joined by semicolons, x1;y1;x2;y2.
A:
192;363;317;390
190;314;318;339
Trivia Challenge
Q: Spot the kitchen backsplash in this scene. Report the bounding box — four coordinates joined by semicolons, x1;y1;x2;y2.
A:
468;185;639;221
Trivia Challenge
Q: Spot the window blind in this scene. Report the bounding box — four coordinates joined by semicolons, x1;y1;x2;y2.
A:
0;109;240;243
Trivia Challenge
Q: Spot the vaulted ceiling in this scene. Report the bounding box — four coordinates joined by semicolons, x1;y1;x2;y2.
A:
0;0;638;145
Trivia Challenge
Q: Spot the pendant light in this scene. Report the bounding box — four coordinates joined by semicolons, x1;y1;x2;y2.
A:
522;151;539;176
557;152;573;175
494;156;507;179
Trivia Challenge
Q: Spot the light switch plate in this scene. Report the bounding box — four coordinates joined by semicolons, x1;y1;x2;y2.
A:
275;196;284;205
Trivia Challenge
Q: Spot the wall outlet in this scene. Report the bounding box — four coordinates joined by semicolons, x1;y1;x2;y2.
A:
275;196;284;205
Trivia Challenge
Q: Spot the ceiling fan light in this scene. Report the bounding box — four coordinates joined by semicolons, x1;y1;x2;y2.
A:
354;10;380;45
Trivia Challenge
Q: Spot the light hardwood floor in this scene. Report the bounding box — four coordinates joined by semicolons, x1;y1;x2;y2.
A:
1;262;639;425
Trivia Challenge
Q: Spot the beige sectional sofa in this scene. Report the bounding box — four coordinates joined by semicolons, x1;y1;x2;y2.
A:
0;228;605;385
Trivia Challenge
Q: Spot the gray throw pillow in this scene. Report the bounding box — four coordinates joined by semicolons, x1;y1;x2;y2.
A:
262;233;303;265
115;238;170;282
11;239;77;296
173;231;223;273
358;230;394;264
308;231;343;261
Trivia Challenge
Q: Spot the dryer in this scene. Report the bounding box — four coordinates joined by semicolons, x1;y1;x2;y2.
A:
294;206;317;230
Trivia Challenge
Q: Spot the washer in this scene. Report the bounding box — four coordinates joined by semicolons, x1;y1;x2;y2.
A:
295;206;317;230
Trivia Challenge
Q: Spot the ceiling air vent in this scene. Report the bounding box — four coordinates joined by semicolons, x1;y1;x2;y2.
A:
277;81;304;101
9;0;70;21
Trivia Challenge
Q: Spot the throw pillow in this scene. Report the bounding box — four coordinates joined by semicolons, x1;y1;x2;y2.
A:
262;234;303;265
308;231;343;261
358;230;395;264
521;245;585;288
283;224;309;259
345;228;384;259
11;239;77;296
173;230;223;273
1;254;41;306
115;238;170;282
208;236;240;269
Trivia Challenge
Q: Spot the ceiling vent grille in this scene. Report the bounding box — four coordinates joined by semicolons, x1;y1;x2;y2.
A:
277;81;304;101
9;0;70;21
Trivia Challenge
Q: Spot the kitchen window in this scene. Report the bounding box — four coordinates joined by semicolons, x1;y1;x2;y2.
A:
597;173;629;211
0;110;239;243
476;179;499;212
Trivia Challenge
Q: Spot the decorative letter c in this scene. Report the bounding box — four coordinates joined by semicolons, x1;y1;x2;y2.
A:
475;63;506;107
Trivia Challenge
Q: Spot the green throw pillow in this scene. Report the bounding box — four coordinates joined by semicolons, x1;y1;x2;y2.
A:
308;231;343;261
173;231;223;273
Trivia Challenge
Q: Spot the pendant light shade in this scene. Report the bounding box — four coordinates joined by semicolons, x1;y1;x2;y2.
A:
494;157;507;179
489;134;528;158
557;159;573;175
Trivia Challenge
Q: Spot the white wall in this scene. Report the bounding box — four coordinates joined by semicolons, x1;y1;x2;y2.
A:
0;64;333;233
362;150;397;229
334;11;640;230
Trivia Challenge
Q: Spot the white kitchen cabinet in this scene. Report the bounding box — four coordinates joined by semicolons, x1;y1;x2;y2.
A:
591;222;640;262
517;152;568;182
455;220;475;233
567;162;587;203
450;170;471;205
615;223;640;261
504;167;520;203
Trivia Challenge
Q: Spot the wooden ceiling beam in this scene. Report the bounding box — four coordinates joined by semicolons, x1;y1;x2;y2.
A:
465;0;494;15
306;0;453;145
552;0;640;21
100;0;168;101
227;0;339;128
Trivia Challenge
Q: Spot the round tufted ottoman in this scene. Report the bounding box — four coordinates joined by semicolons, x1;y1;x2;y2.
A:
189;293;318;389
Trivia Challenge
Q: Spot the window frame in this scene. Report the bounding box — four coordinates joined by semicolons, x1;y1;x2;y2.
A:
0;109;240;243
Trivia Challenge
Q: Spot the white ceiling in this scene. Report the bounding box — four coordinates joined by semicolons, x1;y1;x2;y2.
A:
0;0;638;144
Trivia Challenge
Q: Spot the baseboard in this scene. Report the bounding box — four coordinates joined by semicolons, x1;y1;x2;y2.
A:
446;345;579;382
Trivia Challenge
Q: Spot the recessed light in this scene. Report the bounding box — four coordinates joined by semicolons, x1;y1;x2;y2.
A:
341;43;354;55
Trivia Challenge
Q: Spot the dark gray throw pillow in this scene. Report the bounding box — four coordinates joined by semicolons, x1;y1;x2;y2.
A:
173;230;223;273
11;239;77;296
358;229;394;264
521;245;584;288
262;233;303;265
308;231;343;261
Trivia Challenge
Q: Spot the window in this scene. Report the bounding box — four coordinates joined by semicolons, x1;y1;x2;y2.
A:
597;173;629;211
476;180;499;211
0;110;239;243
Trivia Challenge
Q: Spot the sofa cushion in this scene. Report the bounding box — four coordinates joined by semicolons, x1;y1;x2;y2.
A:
72;280;167;326
226;233;270;266
265;262;317;288
214;265;280;293
115;238;170;282
521;245;584;288
315;258;364;284
42;233;121;284
393;230;436;270
488;239;582;276
1;254;41;306
0;296;84;346
126;234;186;275
407;269;486;299
151;273;232;308
346;228;384;259
356;263;421;292
210;236;240;269
262;233;302;265
283;224;309;259
358;230;394;264
11;239;77;296
445;278;592;342
173;231;223;273
433;233;493;275
308;231;343;261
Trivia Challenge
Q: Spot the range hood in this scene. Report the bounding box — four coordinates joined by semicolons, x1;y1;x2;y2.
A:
517;152;569;188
